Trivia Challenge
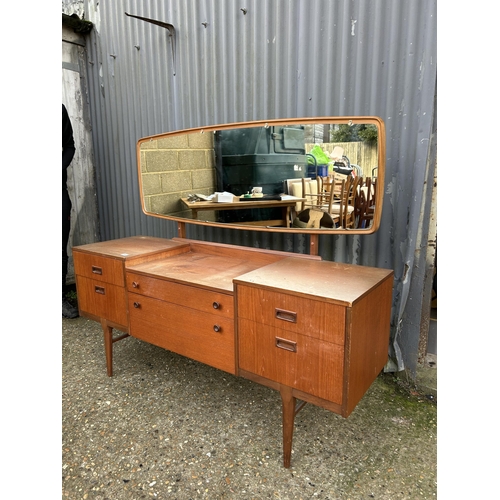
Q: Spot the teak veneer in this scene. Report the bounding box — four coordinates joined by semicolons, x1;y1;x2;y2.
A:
73;236;393;468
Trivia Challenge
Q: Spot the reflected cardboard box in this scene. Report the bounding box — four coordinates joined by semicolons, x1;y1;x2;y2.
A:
213;192;236;203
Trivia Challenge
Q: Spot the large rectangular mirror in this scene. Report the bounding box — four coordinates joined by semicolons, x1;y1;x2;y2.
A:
137;117;385;234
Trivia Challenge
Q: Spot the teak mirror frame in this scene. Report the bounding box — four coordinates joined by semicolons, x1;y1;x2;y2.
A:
136;116;386;245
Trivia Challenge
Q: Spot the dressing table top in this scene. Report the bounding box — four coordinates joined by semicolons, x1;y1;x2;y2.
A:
235;257;394;307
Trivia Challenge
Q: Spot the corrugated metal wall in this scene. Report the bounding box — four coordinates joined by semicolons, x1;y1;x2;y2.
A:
63;0;437;376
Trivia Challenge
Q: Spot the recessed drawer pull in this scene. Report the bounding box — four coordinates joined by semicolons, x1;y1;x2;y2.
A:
132;281;139;288
213;301;220;309
91;265;103;275
275;308;297;323
275;337;297;353
213;324;221;332
94;286;105;295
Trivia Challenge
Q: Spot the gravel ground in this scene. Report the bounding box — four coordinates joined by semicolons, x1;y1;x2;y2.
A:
62;316;437;499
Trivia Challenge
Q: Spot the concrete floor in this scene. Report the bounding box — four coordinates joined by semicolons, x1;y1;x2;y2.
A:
62;316;437;499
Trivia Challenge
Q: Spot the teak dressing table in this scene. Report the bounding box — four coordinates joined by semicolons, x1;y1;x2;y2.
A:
73;235;393;468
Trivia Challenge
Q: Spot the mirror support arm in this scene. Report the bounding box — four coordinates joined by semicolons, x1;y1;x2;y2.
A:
309;235;319;256
177;222;186;239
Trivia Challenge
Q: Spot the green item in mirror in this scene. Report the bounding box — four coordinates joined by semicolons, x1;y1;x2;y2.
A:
308;145;331;165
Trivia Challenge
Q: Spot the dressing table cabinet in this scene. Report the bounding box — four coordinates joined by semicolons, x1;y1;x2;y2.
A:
73;235;393;468
74;115;392;467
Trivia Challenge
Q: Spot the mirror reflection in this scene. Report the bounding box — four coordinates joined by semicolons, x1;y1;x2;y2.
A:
137;118;384;234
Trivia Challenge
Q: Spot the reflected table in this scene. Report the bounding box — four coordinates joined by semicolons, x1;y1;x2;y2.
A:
181;196;305;227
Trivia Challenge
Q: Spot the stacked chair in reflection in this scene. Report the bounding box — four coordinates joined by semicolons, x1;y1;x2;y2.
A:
319;174;361;229
290;174;375;229
356;176;377;228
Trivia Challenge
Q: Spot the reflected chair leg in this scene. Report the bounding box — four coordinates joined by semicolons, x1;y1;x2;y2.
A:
280;385;296;468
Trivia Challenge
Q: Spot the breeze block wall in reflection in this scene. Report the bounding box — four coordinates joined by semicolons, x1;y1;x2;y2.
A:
140;133;216;219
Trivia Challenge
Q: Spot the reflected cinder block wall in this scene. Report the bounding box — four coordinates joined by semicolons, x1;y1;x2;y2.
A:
140;133;216;218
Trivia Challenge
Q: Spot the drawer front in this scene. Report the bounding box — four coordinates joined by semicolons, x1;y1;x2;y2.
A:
76;275;128;327
126;272;233;317
129;293;236;375
238;318;344;403
73;251;124;287
237;285;345;345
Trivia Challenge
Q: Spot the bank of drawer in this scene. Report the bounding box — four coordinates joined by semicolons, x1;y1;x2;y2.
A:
126;272;233;317
236;285;345;345
128;293;236;375
76;275;128;327
238;318;344;403
73;251;124;287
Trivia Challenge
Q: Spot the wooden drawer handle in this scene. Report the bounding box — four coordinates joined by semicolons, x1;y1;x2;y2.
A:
275;336;297;353
92;265;103;275
94;286;105;295
275;308;297;323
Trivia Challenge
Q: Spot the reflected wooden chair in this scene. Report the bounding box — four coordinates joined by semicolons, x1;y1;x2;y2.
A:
350;176;365;228
288;178;321;226
289;177;322;212
319;175;362;229
357;177;377;228
291;175;366;229
290;177;338;228
288;178;319;216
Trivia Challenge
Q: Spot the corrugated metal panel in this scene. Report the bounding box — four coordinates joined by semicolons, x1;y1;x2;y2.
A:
64;0;437;375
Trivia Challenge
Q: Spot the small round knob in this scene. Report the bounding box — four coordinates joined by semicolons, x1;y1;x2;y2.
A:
132;281;139;288
212;301;220;309
213;324;221;332
133;302;140;308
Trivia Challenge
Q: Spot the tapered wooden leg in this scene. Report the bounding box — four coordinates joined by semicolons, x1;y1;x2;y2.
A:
100;319;130;377
101;319;114;377
280;385;296;468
